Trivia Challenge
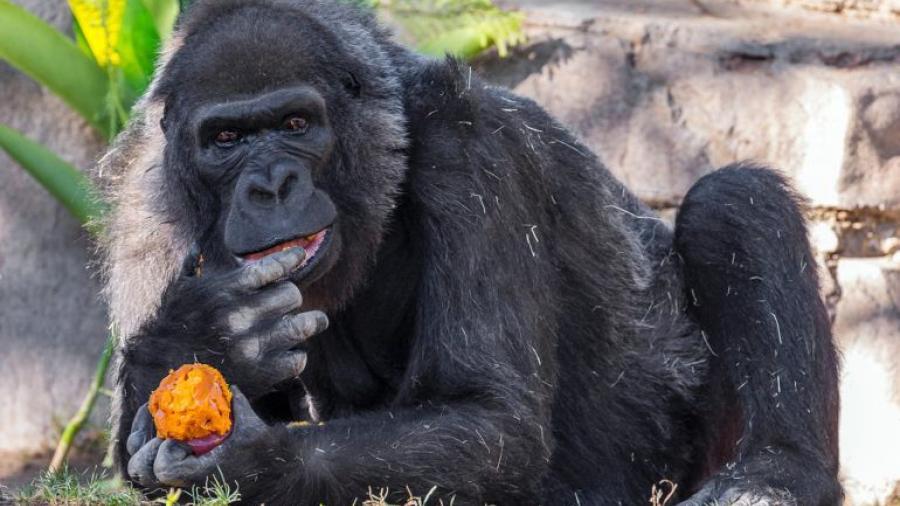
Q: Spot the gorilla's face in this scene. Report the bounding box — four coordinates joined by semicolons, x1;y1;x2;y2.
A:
194;86;341;287
153;2;408;310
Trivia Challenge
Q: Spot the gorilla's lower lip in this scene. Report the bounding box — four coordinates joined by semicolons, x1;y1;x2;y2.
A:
242;229;330;266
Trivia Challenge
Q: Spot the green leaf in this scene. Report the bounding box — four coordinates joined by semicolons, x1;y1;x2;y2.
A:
141;0;179;41
69;0;164;136
0;124;107;226
73;19;96;63
380;0;525;59
341;0;377;8
116;0;162;96
0;0;111;137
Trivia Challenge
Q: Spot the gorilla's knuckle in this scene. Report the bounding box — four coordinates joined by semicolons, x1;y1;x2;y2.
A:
234;337;262;362
282;352;307;376
125;432;145;456
153;467;188;488
126;460;145;484
279;316;298;337
226;308;256;334
244;270;266;289
207;291;239;318
274;282;303;307
287;315;311;337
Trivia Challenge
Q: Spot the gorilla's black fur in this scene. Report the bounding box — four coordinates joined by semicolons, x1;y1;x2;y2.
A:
98;1;841;504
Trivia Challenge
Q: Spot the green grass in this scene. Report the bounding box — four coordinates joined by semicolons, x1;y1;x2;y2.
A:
185;472;241;506
7;466;241;506
4;466;474;505
12;466;143;505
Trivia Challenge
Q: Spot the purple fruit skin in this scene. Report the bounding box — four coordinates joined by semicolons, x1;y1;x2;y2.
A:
187;432;229;455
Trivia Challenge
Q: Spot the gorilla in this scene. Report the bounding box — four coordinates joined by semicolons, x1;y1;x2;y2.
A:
96;0;841;504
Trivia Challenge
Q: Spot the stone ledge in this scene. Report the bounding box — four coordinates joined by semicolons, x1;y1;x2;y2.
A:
833;257;900;506
480;0;900;209
738;0;900;21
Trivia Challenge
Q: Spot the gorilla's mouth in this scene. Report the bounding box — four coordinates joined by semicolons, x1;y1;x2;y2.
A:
241;228;331;271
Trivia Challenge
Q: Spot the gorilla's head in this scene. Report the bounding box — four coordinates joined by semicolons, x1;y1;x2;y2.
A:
152;0;409;310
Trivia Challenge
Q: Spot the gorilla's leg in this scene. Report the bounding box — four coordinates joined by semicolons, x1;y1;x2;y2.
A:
674;165;841;505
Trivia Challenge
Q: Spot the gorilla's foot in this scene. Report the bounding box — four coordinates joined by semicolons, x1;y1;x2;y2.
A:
679;483;796;506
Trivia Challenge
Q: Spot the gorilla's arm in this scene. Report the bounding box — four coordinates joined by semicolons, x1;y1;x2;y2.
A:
127;239;552;503
130;257;552;503
134;378;546;504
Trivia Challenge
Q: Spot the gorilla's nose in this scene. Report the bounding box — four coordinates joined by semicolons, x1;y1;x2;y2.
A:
244;163;309;208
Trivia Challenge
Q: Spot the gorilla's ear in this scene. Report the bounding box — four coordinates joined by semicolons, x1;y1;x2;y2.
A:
341;70;362;98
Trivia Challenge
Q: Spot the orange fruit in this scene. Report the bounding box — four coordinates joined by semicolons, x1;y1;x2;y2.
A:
148;363;233;443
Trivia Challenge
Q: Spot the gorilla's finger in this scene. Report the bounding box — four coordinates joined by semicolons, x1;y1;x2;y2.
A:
232;311;324;363
127;437;162;487
270;351;309;381
260;311;328;353
180;243;203;278
226;282;303;334
126;403;154;456
153;439;195;487
236;248;305;290
257;281;304;314
229;386;266;427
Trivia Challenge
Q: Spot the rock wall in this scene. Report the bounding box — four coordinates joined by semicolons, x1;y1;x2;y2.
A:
0;0;108;466
740;0;900;20
480;1;900;503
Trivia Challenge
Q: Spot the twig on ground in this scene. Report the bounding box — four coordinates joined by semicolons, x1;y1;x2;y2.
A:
49;334;115;472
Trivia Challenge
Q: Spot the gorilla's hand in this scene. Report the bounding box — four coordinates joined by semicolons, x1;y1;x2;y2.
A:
678;463;799;505
136;247;329;400
127;387;293;493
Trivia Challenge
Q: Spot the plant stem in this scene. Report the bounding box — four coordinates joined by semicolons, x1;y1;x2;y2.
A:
49;334;115;472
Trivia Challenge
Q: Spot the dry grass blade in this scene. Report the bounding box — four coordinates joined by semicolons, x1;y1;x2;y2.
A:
362;486;443;506
650;479;679;506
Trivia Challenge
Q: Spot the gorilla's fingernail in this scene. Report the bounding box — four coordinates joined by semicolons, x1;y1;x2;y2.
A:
316;312;329;331
285;247;306;271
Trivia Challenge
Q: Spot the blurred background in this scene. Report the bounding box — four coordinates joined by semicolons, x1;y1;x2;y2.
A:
0;0;897;504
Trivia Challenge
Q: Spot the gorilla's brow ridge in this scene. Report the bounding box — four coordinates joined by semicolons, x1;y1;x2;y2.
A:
195;86;327;137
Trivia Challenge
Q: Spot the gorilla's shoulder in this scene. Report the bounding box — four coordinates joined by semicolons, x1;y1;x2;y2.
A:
401;57;543;136
401;58;474;122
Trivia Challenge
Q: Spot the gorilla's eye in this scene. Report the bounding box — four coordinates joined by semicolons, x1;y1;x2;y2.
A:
215;130;241;147
283;116;309;134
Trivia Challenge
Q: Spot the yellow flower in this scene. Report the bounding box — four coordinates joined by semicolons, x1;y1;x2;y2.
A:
68;0;125;67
